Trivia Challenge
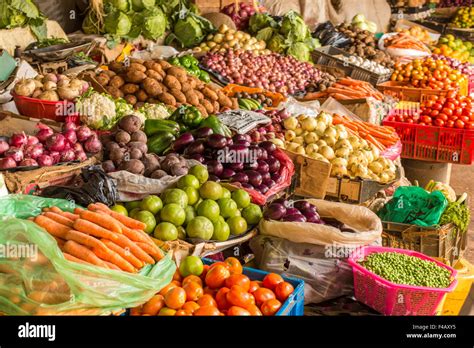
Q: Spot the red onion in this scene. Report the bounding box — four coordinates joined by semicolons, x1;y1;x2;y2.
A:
63;129;77;144
5;147;23;162
19;159;38;167
9;132;27;147
73;143;84;153
75;151;87;161
26;136;39;146
63;122;78;132
76;126;92;142
60;149;76;162
84;134;102;153
49;151;60;164
36;123;54;142
0;157;17;169
24;144;44;159
0;140;9;155
46;134;66;152
37;154;54;166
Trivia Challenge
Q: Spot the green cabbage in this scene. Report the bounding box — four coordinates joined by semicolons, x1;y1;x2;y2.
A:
142;7;167;39
0;0;43;31
131;0;155;11
280;10;310;43
249;13;277;34
287;42;311;62
166;11;214;48
255;27;274;42
107;0;132;12
268;33;287;53
105;10;132;37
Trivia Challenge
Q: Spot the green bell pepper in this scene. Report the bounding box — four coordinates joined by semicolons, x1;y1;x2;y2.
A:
179;55;193;68
147;131;176;155
169;57;181;66
144;119;181;137
199;115;232;137
172;105;203;128
199;70;210;83
189;55;199;67
188;65;201;77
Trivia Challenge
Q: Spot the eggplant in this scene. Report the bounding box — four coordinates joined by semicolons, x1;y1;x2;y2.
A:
173;132;195;152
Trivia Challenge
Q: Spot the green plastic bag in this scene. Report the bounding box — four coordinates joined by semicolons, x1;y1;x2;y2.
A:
377;186;448;227
0;195;175;315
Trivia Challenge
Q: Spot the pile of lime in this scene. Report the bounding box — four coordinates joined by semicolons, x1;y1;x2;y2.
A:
111;165;262;242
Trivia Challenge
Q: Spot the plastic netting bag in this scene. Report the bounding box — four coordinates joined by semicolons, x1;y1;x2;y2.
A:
250;235;354;304
377;186;448;227
0;195;175;315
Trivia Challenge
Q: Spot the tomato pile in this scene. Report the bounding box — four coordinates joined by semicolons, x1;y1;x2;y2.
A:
132;257;295;316
392;93;474;129
391;57;467;90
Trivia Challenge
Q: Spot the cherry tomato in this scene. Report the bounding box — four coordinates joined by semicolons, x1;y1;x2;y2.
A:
432;103;443;111
455;108;463;116
445;102;455;110
455;120;465;129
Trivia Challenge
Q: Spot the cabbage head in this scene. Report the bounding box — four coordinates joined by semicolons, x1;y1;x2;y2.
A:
249;13;277;34
280;10;309;43
131;0;155;11
142;8;167;40
105;10;132;36
287;42;311;62
255;27;274;42
167;12;214;48
107;0;132;12
268;33;287;53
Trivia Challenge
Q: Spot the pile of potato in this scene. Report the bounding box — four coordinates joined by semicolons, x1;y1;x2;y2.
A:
95;58;238;117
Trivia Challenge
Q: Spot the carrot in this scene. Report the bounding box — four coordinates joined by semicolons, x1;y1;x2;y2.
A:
42;208;50;212
120;224;154;245
34;215;69;239
63;241;108;268
114;234;155;265
63;252;89;265
74;207;85;215
65;230;108;251
91;203;147;230
135;242;164;261
103;260;122;271
101;239;144;269
42;212;75;228
73;219;119;241
49;206;79;221
92;246;136;273
53;236;66;247
79;210;122;234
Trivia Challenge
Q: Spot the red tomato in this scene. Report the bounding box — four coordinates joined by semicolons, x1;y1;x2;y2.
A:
261;299;282;316
445;102;455;110
442;108;453;117
406;118;414;124
421;116;432;124
446;120;454;128
460;116;470;123
437;114;448;122
465;122;474;129
455;120;465;129
275;282;295;302
434;119;445;127
432;103;443;111
262;273;284;291
455;108;463;116
430;110;439;117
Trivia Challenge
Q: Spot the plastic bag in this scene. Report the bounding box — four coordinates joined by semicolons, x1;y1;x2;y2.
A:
377;186;448;227
259;199;382;246
312;22;351;48
40;166;118;207
250;235;354;304
0;195;175;315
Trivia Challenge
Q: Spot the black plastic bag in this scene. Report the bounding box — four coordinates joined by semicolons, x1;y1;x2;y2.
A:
312;21;351;48
40;166;118;207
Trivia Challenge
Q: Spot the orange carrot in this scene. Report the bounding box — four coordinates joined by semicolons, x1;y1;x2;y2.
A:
79;210;122;234
65;230;107;251
92;247;136;273
53;236;66;247
49;207;80;221
91;203;147;230
63;252;89;265
135;242;164;261
101;239;144;269
114;234;155;265
73;219;119;241
103;261;121;271
74;207;85;215
120;224;154;246
34;215;69;239
63;240;108;268
42;212;74;228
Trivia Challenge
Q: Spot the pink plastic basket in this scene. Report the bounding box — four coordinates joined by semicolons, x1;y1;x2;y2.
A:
348;246;458;316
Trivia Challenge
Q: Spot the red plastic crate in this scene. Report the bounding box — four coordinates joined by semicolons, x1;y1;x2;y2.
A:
13;93;79;123
383;113;474;164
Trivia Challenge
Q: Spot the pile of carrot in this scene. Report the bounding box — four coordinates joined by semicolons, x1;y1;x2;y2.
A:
301;78;385;101
384;32;431;53
33;203;164;273
332;113;400;151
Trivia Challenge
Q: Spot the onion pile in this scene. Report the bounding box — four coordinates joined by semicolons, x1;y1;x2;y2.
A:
221;2;259;30
201;50;322;95
174;129;285;194
0;122;101;170
248;109;288;143
264;199;324;224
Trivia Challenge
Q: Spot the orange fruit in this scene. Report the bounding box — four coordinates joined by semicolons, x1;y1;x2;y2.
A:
142;294;165;316
224;257;243;275
182;275;203;287
130;305;143;316
225;274;250;292
227;306;251;316
171;280;182;287
164;287;186;310
158;307;177;316
197;294;217;308
182;301;200;314
205;264;231;289
183;281;204;302
203;286;217;297
226;285;253;309
261;299;281;316
175;309;192;316
248;280;261;293
173;269;182;282
247;304;263;316
200;264;210;281
275;282;294;302
215;287;231;310
159;282;178;296
193;305;221;316
253;288;276;307
262;273;284;291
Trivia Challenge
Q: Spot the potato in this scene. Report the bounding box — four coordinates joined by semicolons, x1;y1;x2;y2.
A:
201;99;214;113
167;66;188;83
125;94;137;105
170;88;187;103
157;92;176;106
163;75;181;90
184;90;200;106
151;62;164;74
108;61;125;73
187;78;197;89
102;70;116;78
120;159;145;175
109;75;125;89
150;169;168;179
131;130;147;143
207;83;220;92
122;83;139;94
217;91;232;108
231;97;239;110
130;58;145;65
158;60;172;70
194;90;204;101
147;98;160;104
195;104;208;118
143;77;163;97
202;87;218;101
115;130;131;145
106;86;124;99
128;141;148;154
135;89;149;102
126;70;147;83
144;61;155;70
146;69;163;81
181;83;193;93
95;75;109;86
130;63;146;73
212;100;220;113
119;115;142;133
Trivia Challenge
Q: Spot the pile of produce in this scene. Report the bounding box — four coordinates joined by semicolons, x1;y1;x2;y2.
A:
389;93;473;129
431;55;474;78
390;57;467;90
221;1;260;30
359;252;452;288
312;21;351;48
395;25;435;44
14;75;89;101
195;24;268;55
450;7;474;28
348;14;377;33
335;55;391;75
383;33;431;54
439;194;470;236
248;109;288;143
280;111;397;183
248;11;320;62
132;256;294;316
95;58;237;116
0;122;101;169
439;0;472;6
0;0;46;38
336;23;393;68
201;50;322;95
264;199;324;224
234;92;273;109
33;204;163;272
425;180;457;202
433;34;474;64
121;165;262;241
302;77;384;101
168;55;210;83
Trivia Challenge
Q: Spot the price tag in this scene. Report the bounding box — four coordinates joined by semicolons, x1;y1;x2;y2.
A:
218;110;271;134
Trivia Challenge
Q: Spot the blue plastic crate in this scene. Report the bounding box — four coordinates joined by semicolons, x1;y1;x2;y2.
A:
203;258;304;316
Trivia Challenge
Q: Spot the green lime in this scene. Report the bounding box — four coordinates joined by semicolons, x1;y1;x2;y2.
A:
218;198;238;218
241;203;263;225
111;204;128;216
135;211;157;234
199;181;223;200
177;226;186;240
163;188;188;208
186;216;214;240
183;186;199;206
184;205;197;226
160;203;186;226
179;256;204;277
153;222;178;241
139;195;163;215
221;187;231;199
189;165;209;184
177;174;200;189
129;208;141;219
196;199;220;222
212;219;230;242
125;201;141;211
227;216;248;236
231;189;251;209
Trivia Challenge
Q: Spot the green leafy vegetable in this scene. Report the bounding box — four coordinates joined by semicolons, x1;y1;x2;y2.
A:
280;10;310;43
142;7;167;40
0;0;46;39
249;13;277;34
267;33;287;53
131;0;155;11
255;27;274;42
107;0;132;12
287;42;311;62
104;10;132;37
439;200;470;236
166;8;214;48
